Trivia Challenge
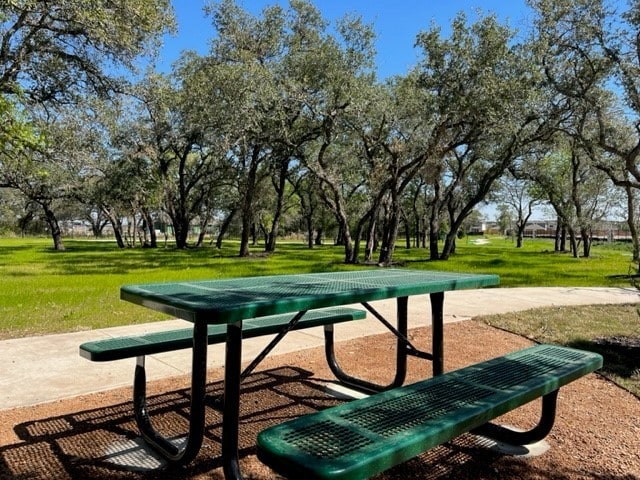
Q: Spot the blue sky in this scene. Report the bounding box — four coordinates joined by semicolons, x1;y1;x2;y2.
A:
158;0;534;78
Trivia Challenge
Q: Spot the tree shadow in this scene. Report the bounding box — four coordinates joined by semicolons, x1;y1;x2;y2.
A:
569;338;640;387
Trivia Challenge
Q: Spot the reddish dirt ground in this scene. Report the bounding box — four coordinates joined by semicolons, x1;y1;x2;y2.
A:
1;321;638;479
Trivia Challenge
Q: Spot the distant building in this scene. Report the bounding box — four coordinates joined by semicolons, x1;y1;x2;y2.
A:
475;219;631;241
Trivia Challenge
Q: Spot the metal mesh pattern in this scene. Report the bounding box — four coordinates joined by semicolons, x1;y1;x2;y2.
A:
537;345;588;362
122;269;499;322
458;356;552;390
341;380;493;438
459;352;575;390
281;420;374;459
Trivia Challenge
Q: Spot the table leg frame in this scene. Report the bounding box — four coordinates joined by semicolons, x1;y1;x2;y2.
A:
222;320;244;480
430;291;444;376
324;297;409;393
324;293;446;393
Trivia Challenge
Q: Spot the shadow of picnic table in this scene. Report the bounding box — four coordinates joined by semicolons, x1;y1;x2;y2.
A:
0;366;636;480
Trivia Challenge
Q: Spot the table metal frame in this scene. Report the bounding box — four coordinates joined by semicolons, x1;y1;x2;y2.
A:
119;269;498;478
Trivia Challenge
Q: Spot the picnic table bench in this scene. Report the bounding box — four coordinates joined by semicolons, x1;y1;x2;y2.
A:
257;344;603;480
80;306;366;453
79;307;366;363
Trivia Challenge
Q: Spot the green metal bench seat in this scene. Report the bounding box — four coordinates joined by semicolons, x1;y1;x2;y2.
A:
257;344;603;480
79;307;366;451
79;307;366;362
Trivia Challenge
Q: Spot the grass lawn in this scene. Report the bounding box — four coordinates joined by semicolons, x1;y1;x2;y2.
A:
1;235;639;397
0;237;361;338
0;234;637;337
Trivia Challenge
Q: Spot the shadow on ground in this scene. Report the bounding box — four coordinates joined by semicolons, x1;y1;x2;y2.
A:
569;338;640;389
1;364;635;480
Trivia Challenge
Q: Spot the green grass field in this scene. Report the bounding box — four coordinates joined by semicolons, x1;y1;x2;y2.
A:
2;235;638;397
0;235;636;339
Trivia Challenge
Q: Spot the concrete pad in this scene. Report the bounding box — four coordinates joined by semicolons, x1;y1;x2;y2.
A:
0;287;637;410
472;427;551;457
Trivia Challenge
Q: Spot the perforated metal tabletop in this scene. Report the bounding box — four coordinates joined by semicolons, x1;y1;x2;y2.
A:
121;269;499;324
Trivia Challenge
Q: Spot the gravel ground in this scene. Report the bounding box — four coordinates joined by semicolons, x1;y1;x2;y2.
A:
0;320;638;479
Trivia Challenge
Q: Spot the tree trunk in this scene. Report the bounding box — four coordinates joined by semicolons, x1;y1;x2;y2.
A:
196;229;206;247
622;185;640;266
172;216;190;249
251;222;258;246
332;210;355;263
142;208;157;248
266;158;290;253
100;206;126;248
555;218;568;252
440;200;460;259
365;217;377;262
580;228;591;258
340;219;355;263
427;188;442;260
440;229;459;260
306;219;314;249
334;225;344;245
239;147;261;257
214;208;236;249
428;215;440;260
352;222;364;263
42;202;65;251
378;206;400;265
516;225;525;248
194;209;210;248
569;227;579;258
239;201;253;256
266;222;278;252
404;216;411;250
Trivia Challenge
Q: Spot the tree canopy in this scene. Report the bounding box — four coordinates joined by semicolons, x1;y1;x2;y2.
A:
1;0;639;263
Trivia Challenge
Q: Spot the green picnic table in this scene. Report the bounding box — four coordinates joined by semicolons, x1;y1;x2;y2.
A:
118;268;500;479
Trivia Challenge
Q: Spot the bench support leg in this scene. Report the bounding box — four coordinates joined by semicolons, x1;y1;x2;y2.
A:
430;292;444;375
133;320;209;465
472;390;559;446
324;297;410;393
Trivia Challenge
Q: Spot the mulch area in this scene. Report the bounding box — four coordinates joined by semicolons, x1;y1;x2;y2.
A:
0;320;638;479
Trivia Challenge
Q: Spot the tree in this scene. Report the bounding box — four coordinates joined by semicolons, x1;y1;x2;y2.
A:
495;203;514;237
125;72;228;249
196;0;304;256
0;106;98;250
526;138;611;258
529;0;640;260
497;170;544;247
292;171;328;248
346;79;437;265
0;0;175;102
203;0;378;262
414;12;555;260
0;0;175;248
